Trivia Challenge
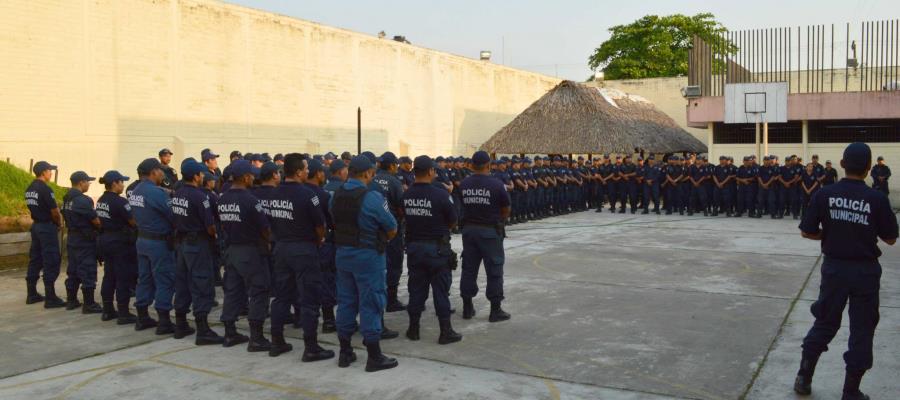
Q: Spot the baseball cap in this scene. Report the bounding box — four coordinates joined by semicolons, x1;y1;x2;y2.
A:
380;152;398;165
229;160;260;178
349;155;374;172
137;158;163;175
842;142;872;170
69;171;95;184
201;148;219;161
413;155;435;171
435;156;445;163
260;162;280;179
158;148;173;156
399;156;412;164
340;151;353;161
324;152;336;160
307;159;325;176
328;159;347;175
180;160;207;178
229;150;242;160
99;170;130;184
472;151;491;166
203;171;218;184
32;161;57;175
361;151;377;163
273;153;284;162
877;156;884;161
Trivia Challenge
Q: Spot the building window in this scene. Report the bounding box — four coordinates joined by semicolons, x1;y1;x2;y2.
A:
808;120;900;143
713;122;802;144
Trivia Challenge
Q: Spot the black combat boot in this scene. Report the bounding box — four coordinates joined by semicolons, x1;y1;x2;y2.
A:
385;287;406;312
793;354;819;395
437;318;462;345
302;334;335;362
595;207;603;213
100;301;118;321
81;288;102;314
380;317;399;340
268;328;293;357
134;306;158;331
641;209;649;214
364;340;398;372
222;321;249;347
841;371;869;400
338;337;357;368
488;302;511;322
117;303;137;325
65;287;81;310
155;309;175;335
462;297;476;320
26;280;44;304
194;313;224;346
173;312;195;339
405;313;421;341
247;320;272;352
43;284;65;308
321;306;336;333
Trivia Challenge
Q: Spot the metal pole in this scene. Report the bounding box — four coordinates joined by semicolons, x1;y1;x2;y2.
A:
755;122;761;160
357;107;361;155
763;121;769;156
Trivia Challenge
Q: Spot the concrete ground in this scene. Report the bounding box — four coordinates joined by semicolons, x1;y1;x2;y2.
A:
0;210;897;400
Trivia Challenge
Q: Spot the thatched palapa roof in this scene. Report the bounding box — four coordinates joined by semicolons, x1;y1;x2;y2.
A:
480;80;707;154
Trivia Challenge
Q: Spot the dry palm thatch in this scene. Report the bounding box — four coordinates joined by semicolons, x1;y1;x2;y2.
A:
480;80;707;154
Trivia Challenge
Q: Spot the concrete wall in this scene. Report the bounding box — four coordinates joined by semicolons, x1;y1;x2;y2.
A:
0;0;559;196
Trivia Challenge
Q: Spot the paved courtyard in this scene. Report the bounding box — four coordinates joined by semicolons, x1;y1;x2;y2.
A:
0;211;897;400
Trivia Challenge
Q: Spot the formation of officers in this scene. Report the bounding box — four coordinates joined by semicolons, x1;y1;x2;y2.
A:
19;146;893;374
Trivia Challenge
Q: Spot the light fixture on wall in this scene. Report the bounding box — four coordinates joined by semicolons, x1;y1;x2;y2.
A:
480;51;492;61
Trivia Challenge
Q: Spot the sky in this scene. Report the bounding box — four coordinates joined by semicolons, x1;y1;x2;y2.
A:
225;0;895;81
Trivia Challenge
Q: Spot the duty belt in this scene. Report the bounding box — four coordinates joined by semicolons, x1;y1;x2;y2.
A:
138;231;171;241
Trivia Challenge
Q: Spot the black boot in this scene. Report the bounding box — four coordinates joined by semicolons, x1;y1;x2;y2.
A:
173;312;195;339
321;306;336;333
381;317;399;340
100;301;118;321
155;309;175;335
43;284;65;309
438;318;462;345
405;314;421;341
26;280;44;304
364;340;398;372
134;306;158;331
222;321;249;347
247;320;271;352
81;288;102;314
338;337;357;368
65;288;81;310
462;297;475;320
793;354;819;395
268;329;293;357
385;287;406;312
117;303;136;325
194;313;224;346
302;334;335;362
841;371;869;400
488;302;511;322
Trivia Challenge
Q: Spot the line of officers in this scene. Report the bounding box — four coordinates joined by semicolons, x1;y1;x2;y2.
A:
482;153;890;221
23;148;513;373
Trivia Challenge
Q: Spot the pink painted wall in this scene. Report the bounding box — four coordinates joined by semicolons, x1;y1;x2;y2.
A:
687;91;900;124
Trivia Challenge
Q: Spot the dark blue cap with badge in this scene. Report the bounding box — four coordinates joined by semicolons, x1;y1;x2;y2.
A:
229;160;260;178
181;159;207;178
70;171;95;184
201;148;219;161
361;151;377;164
399;156;412;164
842;142;872;170
380;151;398;165
472;151;491;166
137;158;163;175
100;170;129;184
260;162;280;179
413;155;435;171
349;155;374;172
307;159;325;176
32;161;57;175
328;159;346;175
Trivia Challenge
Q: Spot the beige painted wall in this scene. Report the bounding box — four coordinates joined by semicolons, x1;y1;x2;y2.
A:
0;0;559;196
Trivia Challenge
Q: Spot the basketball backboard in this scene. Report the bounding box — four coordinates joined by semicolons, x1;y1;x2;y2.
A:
724;82;788;124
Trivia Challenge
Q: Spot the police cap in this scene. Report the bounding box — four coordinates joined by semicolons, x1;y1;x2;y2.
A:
349;155;374;173
842;142;872;170
158;148;173;157
229;160;260;178
328;159;347;175
180;160;207;178
273;153;284;162
201;148;219;161
99;170;130;184
471;151;491;166
413;155;435;171
340;151;353;161
306;159;325;177
137;158;163;175
32;161;57;175
361;151;377;163
69;171;95;184
260;162;280;179
324;152;336;160
399;156;412;164
379;151;398;165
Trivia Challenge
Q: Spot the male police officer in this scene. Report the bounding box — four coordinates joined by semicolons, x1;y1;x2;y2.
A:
96;171;138;324
25;161;66;308
62;171;102;313
642;156;661;214
870;156;891;195
369;152;407;312
460;151;512;323
171;160;223;345
158;148;178;192
268;154;334;360
130;158;176;333
402;155;463;345
305;159;338;334
332;155;399;372
218;160;273;352
794;142;898;400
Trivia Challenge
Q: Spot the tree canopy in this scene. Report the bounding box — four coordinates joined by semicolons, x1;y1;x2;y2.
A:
588;13;731;80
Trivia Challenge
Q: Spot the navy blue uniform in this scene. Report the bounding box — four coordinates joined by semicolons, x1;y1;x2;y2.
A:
642;163;661;212
758;165;778;217
62;188;99;292
870;164;891;195
25;180;61;287
664;165;684;213
172;185;217;316
736;165;759;216
620;163;638;212
798;178;898;374
97;191;137;307
459;174;510;304
369;170;406;306
217;188;271;323
129;180;176;311
305;182;336;313
713;165;733;215
688;164;709;214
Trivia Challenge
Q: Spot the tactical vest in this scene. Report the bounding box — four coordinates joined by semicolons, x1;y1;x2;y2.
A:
332;186;386;252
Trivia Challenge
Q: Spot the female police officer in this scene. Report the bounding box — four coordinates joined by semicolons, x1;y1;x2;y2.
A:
96;171;138;324
794;142;898;400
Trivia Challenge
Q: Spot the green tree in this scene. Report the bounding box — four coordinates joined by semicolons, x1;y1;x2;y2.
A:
588;13;733;80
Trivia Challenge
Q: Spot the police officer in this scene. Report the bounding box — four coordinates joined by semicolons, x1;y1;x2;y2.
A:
664;156;683;215
794;142;898;400
688;157;709;216
712;156;733;216
823;161;839;186
201;149;221;192
460;151;512;323
332;155;399;372
642;156;661;214
96;171;138;323
171;160;224;345
158;148;178;192
758;156;776;218
619;156;638;213
736;156;758;218
24;161;66;308
368;152;407;312
596;155;611;213
62;171;102;313
129;158;176;332
397;156;414;190
268;154;334;360
780;156;802;219
218;160;273;352
402;155;463;345
305;159;337;334
870;156;891;195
